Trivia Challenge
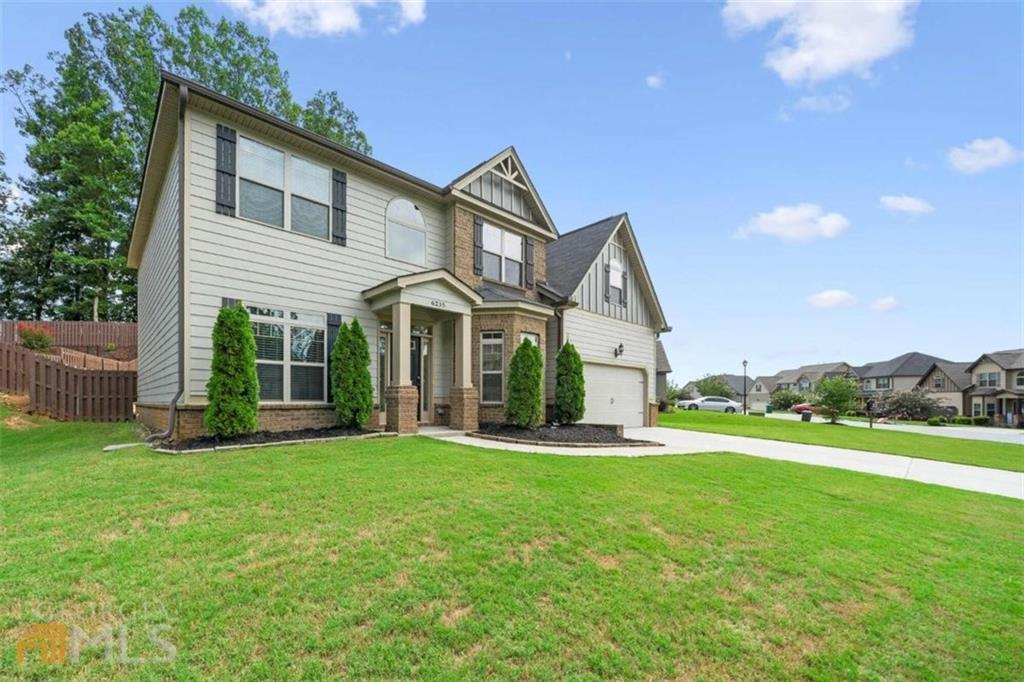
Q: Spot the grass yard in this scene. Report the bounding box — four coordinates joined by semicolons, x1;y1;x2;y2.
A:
2;409;1023;679
661;410;1024;473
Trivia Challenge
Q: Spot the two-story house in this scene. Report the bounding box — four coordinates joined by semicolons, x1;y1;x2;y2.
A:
129;73;670;440
915;361;972;415
856;352;948;397
964;349;1024;425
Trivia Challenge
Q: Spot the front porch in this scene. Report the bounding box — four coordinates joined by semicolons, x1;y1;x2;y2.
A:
970;389;1024;427
363;270;483;434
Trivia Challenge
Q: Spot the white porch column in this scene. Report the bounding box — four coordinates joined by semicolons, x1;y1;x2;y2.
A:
391;301;411;386
454;313;472;388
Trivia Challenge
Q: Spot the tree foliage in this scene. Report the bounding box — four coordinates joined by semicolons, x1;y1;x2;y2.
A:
554;342;585;424
331;319;374;428
694;375;736;399
0;4;372;321
506;338;544;428
813;376;860;424
769;389;805;411
204;305;259;438
875;389;943;421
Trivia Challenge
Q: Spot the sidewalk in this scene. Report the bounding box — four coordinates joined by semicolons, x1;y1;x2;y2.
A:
766;412;1024;445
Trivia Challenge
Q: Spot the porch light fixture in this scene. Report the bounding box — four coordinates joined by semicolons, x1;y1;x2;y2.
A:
614;343;624;358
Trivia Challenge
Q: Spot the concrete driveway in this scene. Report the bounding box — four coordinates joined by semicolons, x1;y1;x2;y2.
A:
766;411;1024;445
433;426;1024;500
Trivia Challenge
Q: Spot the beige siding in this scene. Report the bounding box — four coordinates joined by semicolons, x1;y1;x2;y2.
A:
185;110;450;401
137;147;180;403
972;359;1007;388
571;231;652;326
562;308;657;402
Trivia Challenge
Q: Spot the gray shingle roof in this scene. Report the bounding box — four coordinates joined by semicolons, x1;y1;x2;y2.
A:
977;348;1024;370
544;214;624;298
930;361;973;390
859;352;949;378
656;340;672;374
478;281;543;304
751;375;779;393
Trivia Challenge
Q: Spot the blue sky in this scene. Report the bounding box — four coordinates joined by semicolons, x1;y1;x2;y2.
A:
3;1;1022;382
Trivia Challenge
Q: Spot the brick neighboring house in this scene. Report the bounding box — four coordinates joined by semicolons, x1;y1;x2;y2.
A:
964;349;1024;426
129;72;670;440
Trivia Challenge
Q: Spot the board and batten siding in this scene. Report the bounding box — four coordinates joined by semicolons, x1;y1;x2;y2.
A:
137;147;181;404
571;231;651;326
561;308;657;402
185;109;451;402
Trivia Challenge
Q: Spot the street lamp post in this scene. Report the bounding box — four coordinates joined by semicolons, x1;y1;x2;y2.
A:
742;359;748;415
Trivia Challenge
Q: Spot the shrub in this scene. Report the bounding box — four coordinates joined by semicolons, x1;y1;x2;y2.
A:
204;305;259;438
770;389;804;411
814;376;860;424
331;319;374;428
952;416;972;425
105;342;117;353
693;374;736;399
883;389;943;420
972;416;991;426
16;322;53;352
926;416;943;426
553;341;585;424
506;338;544;428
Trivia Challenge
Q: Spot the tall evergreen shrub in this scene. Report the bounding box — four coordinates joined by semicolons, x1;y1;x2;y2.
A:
554;341;585;424
505;338;544;428
204;305;259;437
332;318;374;427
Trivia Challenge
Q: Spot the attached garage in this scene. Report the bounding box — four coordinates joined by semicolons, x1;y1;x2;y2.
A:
583;363;646;428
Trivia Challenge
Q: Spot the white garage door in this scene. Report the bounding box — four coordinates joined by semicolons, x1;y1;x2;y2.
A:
583;363;645;428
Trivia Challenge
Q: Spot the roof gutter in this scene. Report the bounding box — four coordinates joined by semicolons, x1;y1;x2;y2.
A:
146;84;188;442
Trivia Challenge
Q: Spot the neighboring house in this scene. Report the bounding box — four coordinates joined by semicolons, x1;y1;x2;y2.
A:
655;340;672;404
129;72;670;439
747;375;778;411
916;361;972;415
544;214;671;428
682;374;752;400
773;362;854;394
964;349;1024;426
856;352;949;397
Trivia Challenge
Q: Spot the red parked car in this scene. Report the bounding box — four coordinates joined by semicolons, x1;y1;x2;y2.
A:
791;403;814;414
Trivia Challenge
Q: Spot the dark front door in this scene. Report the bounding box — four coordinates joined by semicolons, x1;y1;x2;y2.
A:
410;336;422;421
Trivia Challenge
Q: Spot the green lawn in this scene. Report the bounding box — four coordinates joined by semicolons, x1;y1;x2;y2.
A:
2;411;1022;679
661;410;1024;473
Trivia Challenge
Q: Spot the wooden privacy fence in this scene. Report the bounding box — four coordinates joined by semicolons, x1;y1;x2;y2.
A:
56;347;137;371
0;320;137;353
0;344;137;422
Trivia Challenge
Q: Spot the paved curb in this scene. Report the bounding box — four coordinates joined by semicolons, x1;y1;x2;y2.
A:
151;431;396;455
469;432;662;448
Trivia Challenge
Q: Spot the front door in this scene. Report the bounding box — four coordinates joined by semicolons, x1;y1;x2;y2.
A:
410;337;422;421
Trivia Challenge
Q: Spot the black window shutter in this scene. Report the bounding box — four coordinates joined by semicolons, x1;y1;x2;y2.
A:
604;263;611;302
332;170;348;245
621;271;628;306
221;297;241;308
524;238;535;289
326;313;342;402
473;216;484;275
215;124;236;216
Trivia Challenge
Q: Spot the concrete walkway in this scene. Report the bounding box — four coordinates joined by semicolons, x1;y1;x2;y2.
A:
429;426;1024;500
766;411;1024;445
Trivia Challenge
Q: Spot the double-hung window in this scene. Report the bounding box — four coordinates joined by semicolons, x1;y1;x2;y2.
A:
248;306;326;402
480;332;504;403
239;137;285;227
874;377;892;390
609;258;624;305
1016;371;1024;388
978;372;999;387
386;198;427;266
933;375;944;389
481;223;523;286
238;137;332;239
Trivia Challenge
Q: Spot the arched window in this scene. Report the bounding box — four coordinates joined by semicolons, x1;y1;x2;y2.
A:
386;198;426;266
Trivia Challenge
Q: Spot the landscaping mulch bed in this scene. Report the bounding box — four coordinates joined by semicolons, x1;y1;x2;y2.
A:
473;423;660;447
156;426;388;453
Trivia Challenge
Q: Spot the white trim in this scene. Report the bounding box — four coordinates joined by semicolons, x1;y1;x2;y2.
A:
384;197;428;267
362;268;483;305
480;330;505;405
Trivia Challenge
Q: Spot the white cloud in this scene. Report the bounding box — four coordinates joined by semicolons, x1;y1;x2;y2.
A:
723;0;919;85
779;88;851;121
870;296;899;311
947;137;1023;174
645;73;665;89
880;194;934;215
808;289;856;309
221;0;425;37
736;203;850;242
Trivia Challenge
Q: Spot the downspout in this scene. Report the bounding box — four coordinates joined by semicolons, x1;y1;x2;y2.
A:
146;84;188;442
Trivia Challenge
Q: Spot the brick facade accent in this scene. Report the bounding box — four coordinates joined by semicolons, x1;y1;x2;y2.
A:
647;402;659;427
453;205;547;302
385;385;419;434
472;311;548;424
448;386;479;431
137;402;358;441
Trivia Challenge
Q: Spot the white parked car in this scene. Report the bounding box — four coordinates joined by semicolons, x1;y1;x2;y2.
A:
677;396;743;413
